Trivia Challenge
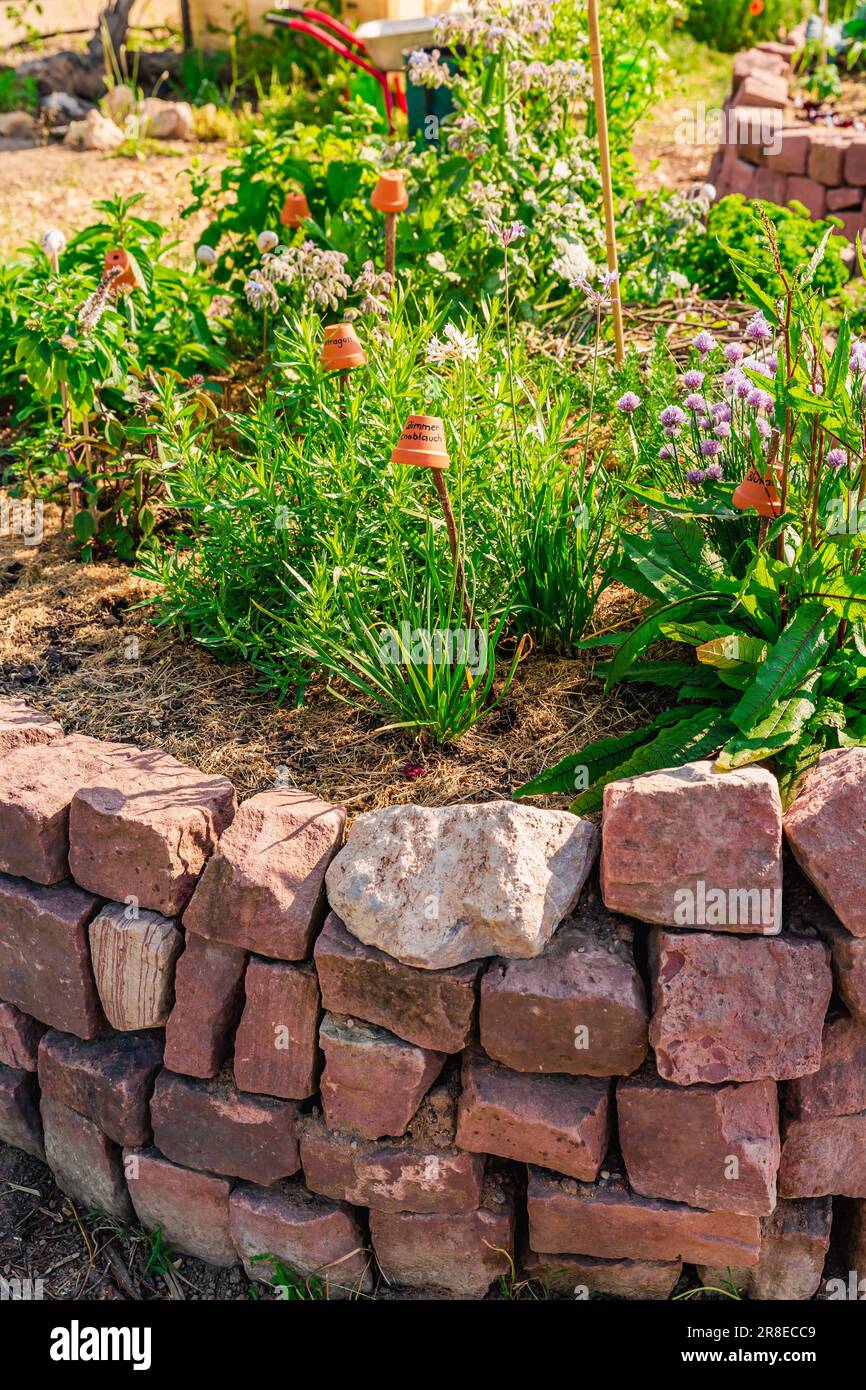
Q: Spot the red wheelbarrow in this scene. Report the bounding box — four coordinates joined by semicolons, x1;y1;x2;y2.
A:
266;6;440;129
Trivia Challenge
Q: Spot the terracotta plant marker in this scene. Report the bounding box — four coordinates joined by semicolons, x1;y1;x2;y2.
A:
732;464;783;518
280;191;312;228
103;247;137;294
392;414;475;628
370;171;408;281
320;323;367;372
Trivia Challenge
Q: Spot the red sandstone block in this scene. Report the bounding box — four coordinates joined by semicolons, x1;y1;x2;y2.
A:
42;1095;132;1221
601;762;782;932
0;875;103;1039
527;1167;761;1267
785;1013;866;1121
230;1180;372;1296
233;957;320;1100
184;790;344;961
0;1061;43;1158
817;916;866;1022
732;49;787;81
845;136;866;186
0;1000;45;1070
164;933;247;1078
617;1067;779;1215
838;211;866;244
779;1112;866;1197
69;746;236;916
299;1104;484;1215
456;1047;611;1181
37;1028;162;1146
124;1146;236;1266
151;1067;300;1184
732;72;788;109
89;902;183;1031
729;158;757;197
0;734;131;884
370;1178;515;1298
479;903;647;1076
520;1243;681;1300
787;175;827;220
319;1012;444;1139
697;1197;831;1301
648;929;831;1085
766;128;811;176
0;699;63;755
826;185;865;212
314;912;480;1053
751;166;788;203
808;136;847;187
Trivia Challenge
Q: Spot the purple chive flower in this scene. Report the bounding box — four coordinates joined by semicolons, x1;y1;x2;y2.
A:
705;463;724;481
826;447;848;469
767;354;778;373
715;421;732;439
723;367;747;394
697;415;712;431
850;341;866;375
711;401;731;423
660;405;687;430
616;391;641;414
659;443;675;460
736;377;751;399
685;468;706;484
684;392;706;413
682;369;704;390
700;439;722;457
724;342;745;365
756;417;771;438
745;311;772;343
693;330;717;355
748;388;774;412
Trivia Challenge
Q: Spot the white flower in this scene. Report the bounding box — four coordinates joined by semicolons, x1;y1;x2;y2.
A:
551;238;592;286
426;251;448;273
257;230;279;254
40;228;66;259
426;322;480;365
196;244;217;265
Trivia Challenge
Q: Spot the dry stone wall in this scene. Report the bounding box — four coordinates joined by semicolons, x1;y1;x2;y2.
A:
0;697;862;1299
709;39;866;244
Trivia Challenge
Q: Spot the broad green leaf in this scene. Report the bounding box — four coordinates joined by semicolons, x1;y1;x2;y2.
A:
802;573;866;622
715;673;819;770
569;707;732;815
605;593;725;690
730;604;837;733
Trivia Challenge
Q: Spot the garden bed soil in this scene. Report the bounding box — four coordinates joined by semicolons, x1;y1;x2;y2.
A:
0;502;656;815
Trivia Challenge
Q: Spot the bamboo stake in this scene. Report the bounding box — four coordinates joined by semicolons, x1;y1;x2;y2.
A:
431;468;476;631
586;0;625;367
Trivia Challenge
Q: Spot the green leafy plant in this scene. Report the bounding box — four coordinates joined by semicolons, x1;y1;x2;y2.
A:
682;195;849;300
517;220;866;810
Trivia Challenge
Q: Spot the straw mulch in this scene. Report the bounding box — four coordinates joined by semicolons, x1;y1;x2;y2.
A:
0;504;656;814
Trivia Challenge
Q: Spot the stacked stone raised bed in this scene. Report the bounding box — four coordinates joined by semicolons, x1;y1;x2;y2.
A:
710;40;866;244
0;696;864;1299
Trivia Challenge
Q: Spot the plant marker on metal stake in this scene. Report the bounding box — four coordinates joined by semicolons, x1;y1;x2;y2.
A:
587;0;625;367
